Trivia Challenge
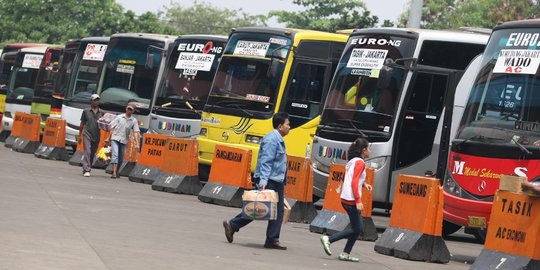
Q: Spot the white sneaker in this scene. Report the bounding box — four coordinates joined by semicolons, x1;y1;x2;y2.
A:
83;172;90;177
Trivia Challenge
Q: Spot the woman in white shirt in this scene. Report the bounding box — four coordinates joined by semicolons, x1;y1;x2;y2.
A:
319;136;372;262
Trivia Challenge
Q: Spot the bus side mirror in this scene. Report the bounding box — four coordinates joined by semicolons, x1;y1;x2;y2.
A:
145;53;154;70
267;58;280;79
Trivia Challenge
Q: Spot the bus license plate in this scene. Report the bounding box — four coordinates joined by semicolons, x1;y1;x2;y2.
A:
467;216;486;228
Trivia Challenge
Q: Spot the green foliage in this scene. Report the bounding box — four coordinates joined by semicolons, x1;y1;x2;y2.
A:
0;0;174;46
269;0;379;33
163;1;268;35
398;0;540;29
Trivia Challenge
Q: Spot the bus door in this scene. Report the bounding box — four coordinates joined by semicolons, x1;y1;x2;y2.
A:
281;59;331;130
388;67;460;203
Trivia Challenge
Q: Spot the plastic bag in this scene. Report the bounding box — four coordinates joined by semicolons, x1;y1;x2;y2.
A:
97;113;117;131
97;146;111;162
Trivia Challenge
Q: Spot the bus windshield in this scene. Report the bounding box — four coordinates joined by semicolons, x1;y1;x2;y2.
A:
6;53;43;103
205;33;291;115
66;42;108;103
55;48;78;96
155;38;225;111
321;35;415;134
458;28;540;149
100;38;163;112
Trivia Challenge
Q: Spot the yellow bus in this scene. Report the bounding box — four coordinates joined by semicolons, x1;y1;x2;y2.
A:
197;27;348;176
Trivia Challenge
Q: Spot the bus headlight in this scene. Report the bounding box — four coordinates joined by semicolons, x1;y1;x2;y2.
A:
444;175;462;197
199;128;207;136
365;156;387;170
246;135;262;144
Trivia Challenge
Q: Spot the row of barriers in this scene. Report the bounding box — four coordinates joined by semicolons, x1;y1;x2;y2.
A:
5;112;539;269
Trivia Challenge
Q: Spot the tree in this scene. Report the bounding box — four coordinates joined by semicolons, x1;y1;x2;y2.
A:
269;0;379;33
398;0;540;29
0;0;173;46
163;1;268;35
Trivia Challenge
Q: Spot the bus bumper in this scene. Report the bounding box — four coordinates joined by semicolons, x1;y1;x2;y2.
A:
313;167;329;199
443;191;492;227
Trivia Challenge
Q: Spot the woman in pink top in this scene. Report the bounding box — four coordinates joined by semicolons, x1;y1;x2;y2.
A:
319;136;372;262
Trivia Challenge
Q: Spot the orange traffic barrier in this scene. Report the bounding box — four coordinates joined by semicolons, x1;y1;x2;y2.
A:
470;190;540;269
284;155;317;223
34;117;69;160
5;112;26;148
12;113;41;153
309;164;377;241
374;175;450;263
152;138;201;195
198;144;252;207
128;133;168;184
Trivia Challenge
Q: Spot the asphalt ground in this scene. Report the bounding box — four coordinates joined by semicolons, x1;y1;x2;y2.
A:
0;145;483;269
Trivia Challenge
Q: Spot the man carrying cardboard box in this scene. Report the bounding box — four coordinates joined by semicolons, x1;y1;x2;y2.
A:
222;112;290;250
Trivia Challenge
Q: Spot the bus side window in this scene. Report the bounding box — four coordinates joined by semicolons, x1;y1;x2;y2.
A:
283;62;328;128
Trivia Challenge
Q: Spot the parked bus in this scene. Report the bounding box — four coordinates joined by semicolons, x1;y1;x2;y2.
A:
312;28;489;204
443;20;540;242
63;33;175;144
0;43;48;139
30;46;63;128
61;37;109;147
149;35;227;137
197;27;348;177
1;47;50;134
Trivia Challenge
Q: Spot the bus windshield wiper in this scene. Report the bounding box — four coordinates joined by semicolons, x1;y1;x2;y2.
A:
208;99;253;117
488;126;532;155
335;118;367;138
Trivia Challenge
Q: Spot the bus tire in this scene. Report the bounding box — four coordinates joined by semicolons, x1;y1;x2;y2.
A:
472;228;487;243
442;220;461;237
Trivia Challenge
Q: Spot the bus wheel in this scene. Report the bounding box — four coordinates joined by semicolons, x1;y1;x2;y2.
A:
442;220;461;237
472;228;487;243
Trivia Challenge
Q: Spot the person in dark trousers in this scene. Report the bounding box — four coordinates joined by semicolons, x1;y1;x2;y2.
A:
319;136;372;262
222;112;290;250
79;94;103;177
105;104;140;178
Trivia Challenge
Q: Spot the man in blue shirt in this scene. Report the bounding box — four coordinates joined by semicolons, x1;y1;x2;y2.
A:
223;112;290;250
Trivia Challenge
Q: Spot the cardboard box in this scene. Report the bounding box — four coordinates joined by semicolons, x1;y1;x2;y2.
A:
242;190;278;220
499;175;526;193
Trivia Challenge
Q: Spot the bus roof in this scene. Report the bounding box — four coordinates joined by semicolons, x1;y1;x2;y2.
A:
494;19;540;31
19;47;49;54
110;33;175;42
231;27;349;43
81;36;110;43
176;34;228;42
352;27;489;45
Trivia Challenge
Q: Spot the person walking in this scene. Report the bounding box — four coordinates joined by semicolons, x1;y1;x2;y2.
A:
79;94;103;177
106;104;140;178
319;136;372;262
222;112;290;250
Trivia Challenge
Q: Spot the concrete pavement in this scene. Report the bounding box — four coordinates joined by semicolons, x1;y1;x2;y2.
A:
0;146;483;269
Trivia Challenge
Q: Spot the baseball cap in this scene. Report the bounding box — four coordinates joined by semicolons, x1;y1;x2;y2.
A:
126;104;135;110
90;94;100;101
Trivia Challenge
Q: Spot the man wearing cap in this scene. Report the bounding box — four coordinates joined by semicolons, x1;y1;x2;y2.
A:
79;94;103;177
106;104;140;178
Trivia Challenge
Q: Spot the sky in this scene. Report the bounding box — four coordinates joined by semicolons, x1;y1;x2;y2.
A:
116;0;409;26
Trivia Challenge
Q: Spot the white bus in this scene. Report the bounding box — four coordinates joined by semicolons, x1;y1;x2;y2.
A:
149;35;227;137
312;28;489;207
63;33;175;144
